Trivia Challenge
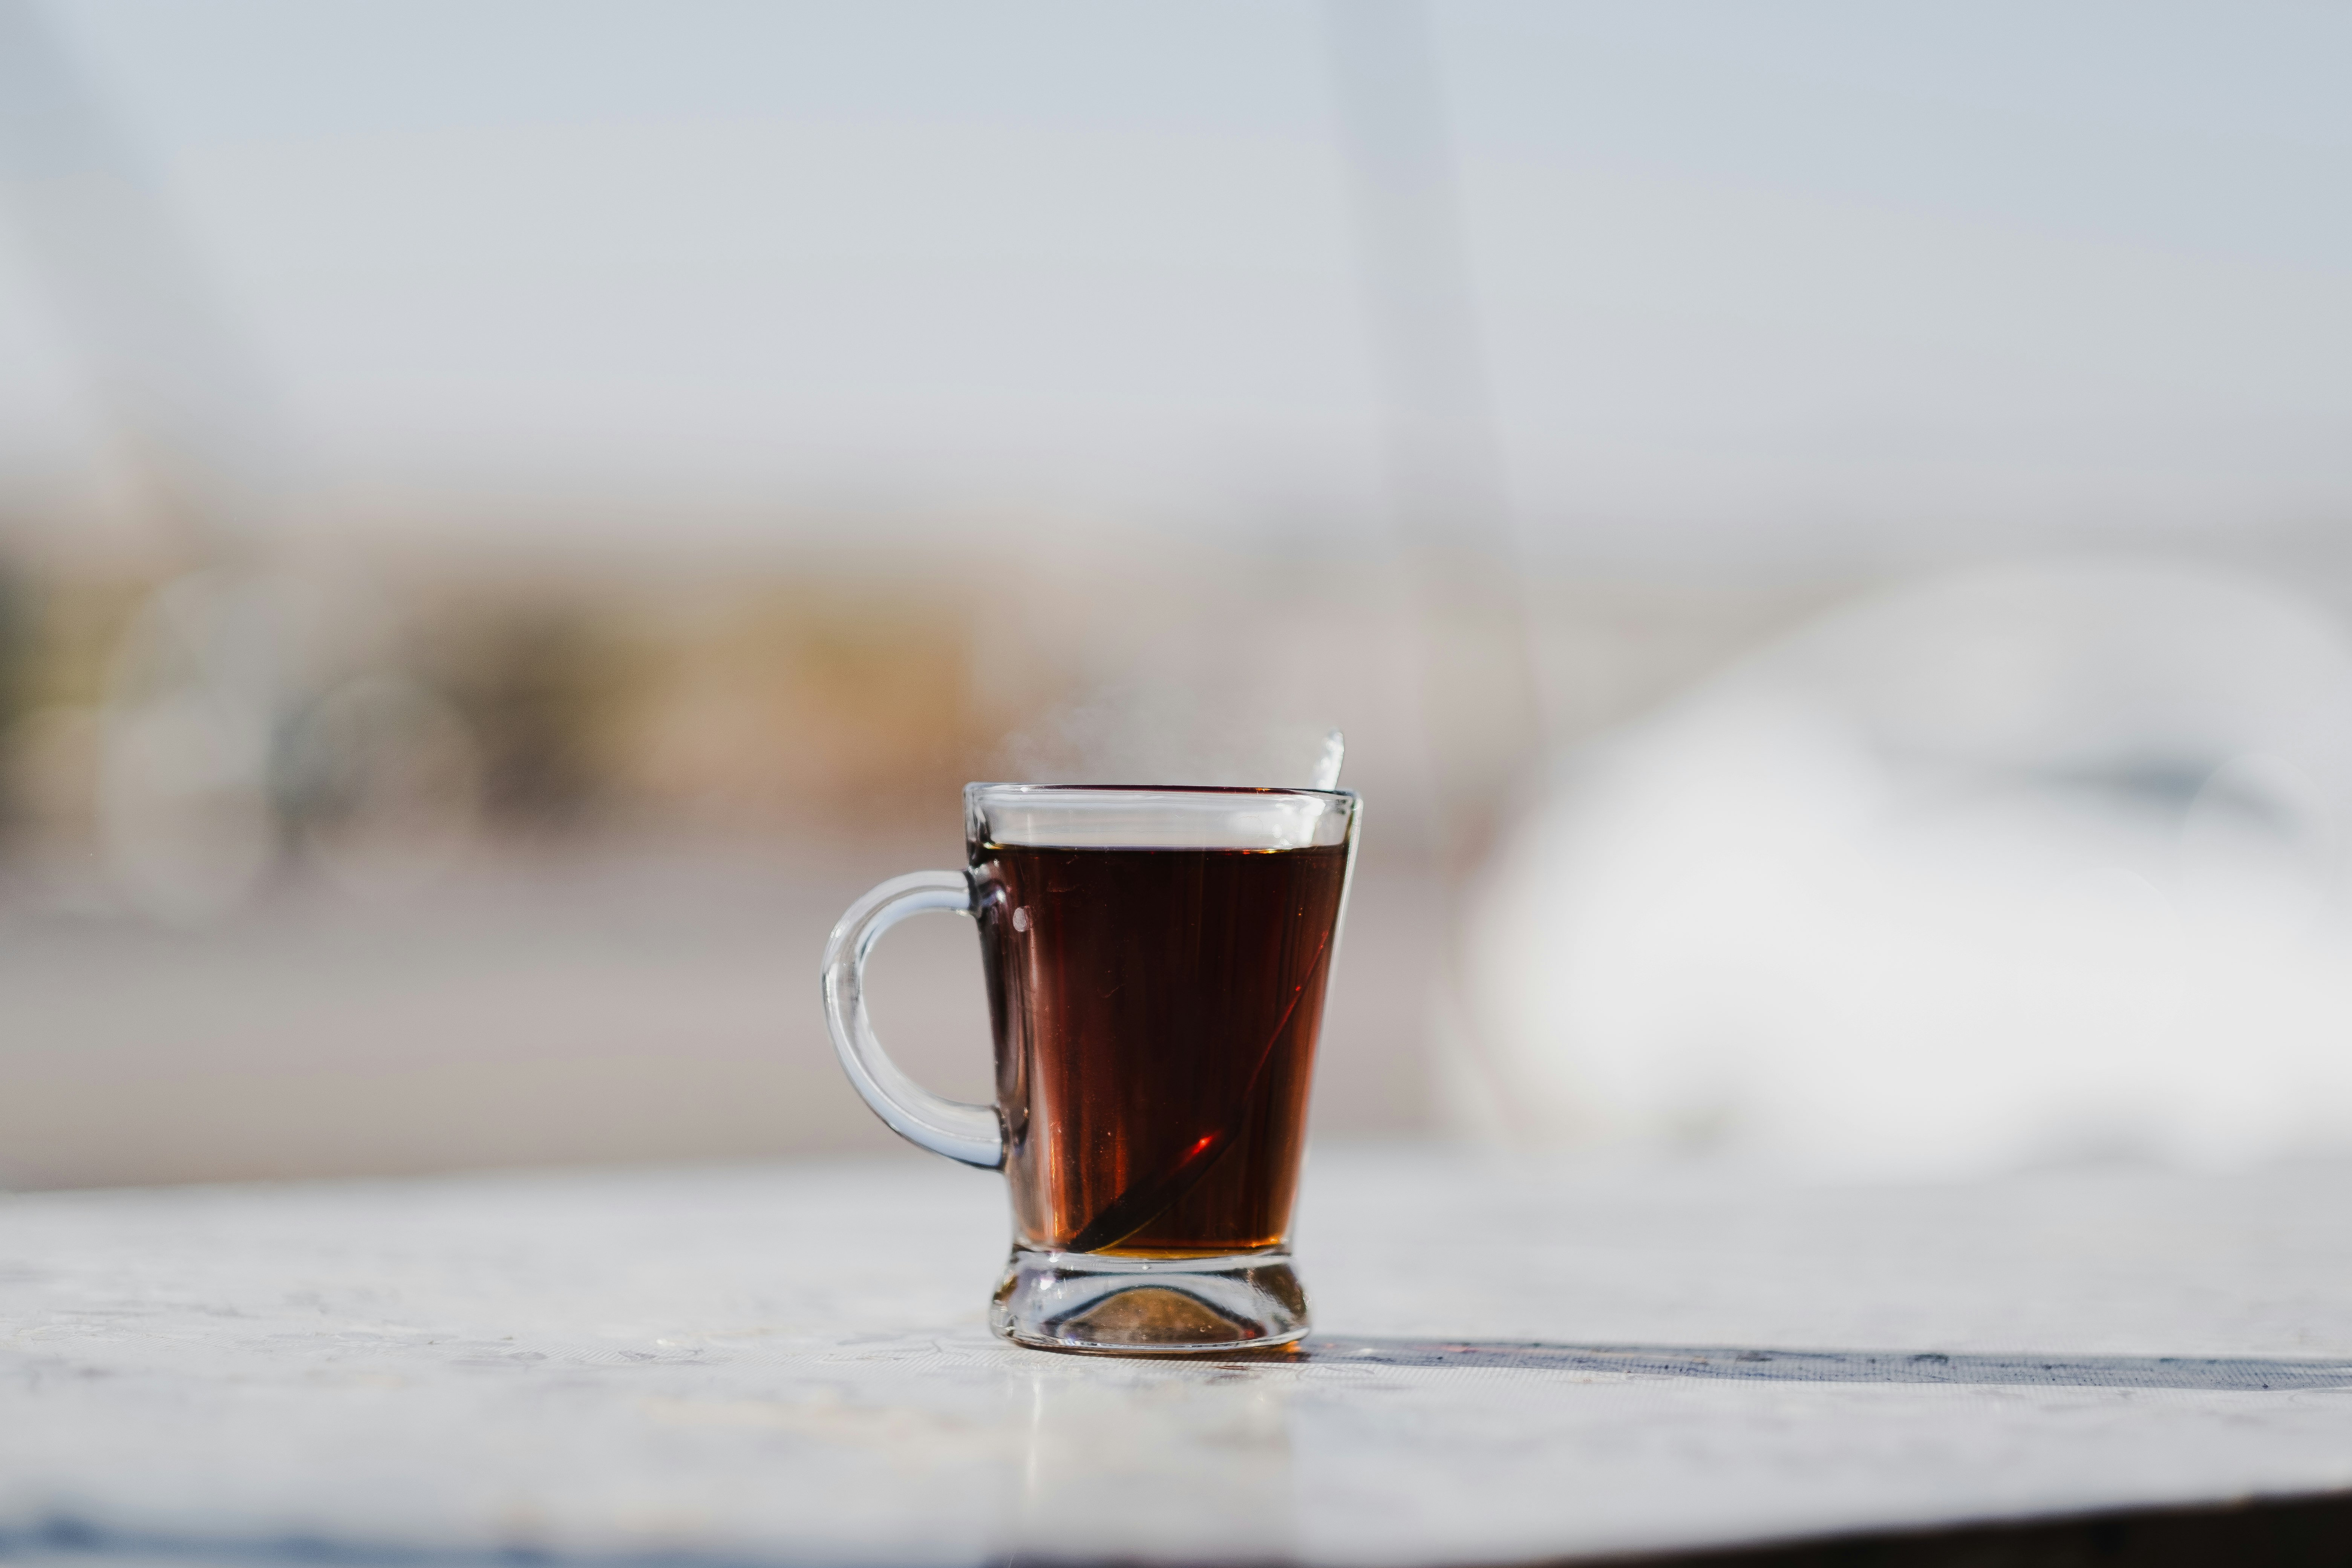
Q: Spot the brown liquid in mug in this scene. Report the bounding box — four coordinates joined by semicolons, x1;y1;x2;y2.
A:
975;841;1349;1256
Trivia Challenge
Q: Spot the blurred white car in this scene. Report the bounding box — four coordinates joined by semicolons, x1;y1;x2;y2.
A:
1464;558;2352;1177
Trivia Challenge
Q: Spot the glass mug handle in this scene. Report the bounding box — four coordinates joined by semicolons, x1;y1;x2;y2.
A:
819;870;1004;1169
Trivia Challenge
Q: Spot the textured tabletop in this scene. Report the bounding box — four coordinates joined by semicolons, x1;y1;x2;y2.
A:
7;1149;2352;1565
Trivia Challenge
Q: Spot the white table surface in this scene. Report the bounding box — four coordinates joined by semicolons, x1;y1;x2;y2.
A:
7;1148;2352;1565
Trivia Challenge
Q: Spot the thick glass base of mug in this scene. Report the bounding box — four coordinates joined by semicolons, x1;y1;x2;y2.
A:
990;1246;1309;1355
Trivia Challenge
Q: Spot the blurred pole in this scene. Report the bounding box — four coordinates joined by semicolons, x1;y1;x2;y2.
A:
0;0;285;914
1323;0;1546;872
0;3;487;917
1323;1;1547;1131
0;0;282;551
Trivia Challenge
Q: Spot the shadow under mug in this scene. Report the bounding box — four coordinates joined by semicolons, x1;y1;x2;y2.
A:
822;783;1360;1354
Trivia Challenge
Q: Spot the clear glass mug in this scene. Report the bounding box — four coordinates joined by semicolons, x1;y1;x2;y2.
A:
822;783;1360;1354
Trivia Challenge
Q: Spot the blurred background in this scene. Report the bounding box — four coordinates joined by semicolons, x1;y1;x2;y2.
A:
2;0;2348;1189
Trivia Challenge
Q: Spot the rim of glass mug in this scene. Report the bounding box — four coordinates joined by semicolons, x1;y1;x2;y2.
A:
965;782;1357;851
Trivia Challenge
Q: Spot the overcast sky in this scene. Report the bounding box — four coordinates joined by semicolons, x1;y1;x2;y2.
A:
1;0;2347;564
